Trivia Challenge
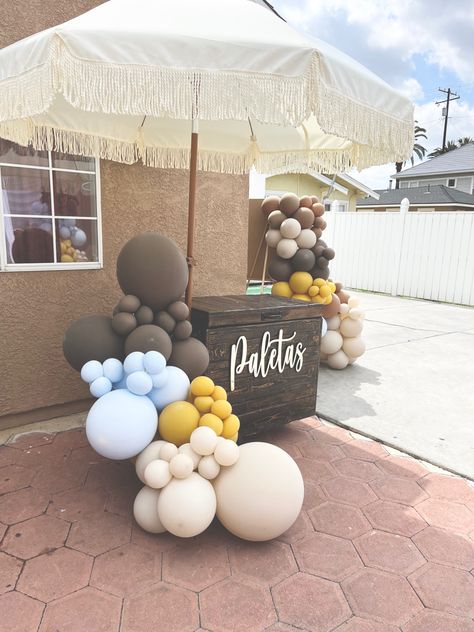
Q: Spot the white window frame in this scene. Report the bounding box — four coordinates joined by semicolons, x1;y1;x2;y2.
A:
0;150;103;272
331;199;348;212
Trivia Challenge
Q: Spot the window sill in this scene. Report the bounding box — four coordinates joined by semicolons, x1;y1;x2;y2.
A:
1;262;103;272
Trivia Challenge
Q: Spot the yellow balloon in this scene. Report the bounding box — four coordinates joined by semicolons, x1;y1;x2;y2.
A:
313;278;325;287
325;294;333;304
211;385;227;401
272;282;292;298
159;401;200;446
194;396;214;414
319;285;331;298
292;293;312;302
222;414;240;439
190;376;215;397
308;286;320;297
61;254;74;263
289;272;313;294
311;295;326;303
199;413;224;435
211;399;232;420
229;433;239;442
328;281;336;292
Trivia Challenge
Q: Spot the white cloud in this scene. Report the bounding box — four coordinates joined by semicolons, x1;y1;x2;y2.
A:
400;78;424;102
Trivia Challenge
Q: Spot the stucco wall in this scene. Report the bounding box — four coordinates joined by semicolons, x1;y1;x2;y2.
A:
0;2;249;425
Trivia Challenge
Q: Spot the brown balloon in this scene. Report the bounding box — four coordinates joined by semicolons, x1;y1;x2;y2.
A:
310;265;330;281
313;217;325;229
312;245;325;258
299;195;313;208
335;282;343;292
63;314;124;372
112;312;137;336
322;293;341;319
317;239;328;249
320;219;327;230
337;290;350;304
168;337;210;380
317;256;329;268
174;320;193;340
311;195;320;204
291;249;316;272
312;227;323;238
167;301;190;322
261;196;281;217
279;193;300;217
293;207;314;229
154;311;176;334
135;305;154;325
118;294;141;313
116;233;188;311
312;203;325;217
12;228;54;263
323;247;335;261
268;257;293;282
124;325;172;359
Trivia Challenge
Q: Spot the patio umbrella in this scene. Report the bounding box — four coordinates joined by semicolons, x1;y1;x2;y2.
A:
0;0;414;305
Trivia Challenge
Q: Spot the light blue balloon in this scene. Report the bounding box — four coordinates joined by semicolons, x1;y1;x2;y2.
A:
103;358;124;383
90;376;113;398
151;368;169;389
123;351;145;374
71;228;87;248
59;226;71;240
144;351;166;375
81;360;104;384
86;389;157;460
63;218;76;228
321;317;328;337
147;366;190;412
126;371;153;396
113;375;128;390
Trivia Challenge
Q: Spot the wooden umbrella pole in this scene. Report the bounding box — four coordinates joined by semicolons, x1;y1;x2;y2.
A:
185;119;199;309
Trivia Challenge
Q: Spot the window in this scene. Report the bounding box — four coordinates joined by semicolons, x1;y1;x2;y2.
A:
332;200;348;212
323;199;332;213
448;178;456;187
0;140;102;271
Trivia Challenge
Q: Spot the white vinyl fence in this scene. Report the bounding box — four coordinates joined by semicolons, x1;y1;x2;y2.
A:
324;206;474;306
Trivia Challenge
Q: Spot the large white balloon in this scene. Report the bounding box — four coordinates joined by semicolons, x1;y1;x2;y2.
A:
147;366;190;411
157;472;216;537
133;486;166;534
213;442;304;541
86;389;157;459
135;440;167;483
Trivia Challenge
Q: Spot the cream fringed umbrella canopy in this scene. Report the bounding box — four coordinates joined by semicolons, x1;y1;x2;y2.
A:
0;0;414;303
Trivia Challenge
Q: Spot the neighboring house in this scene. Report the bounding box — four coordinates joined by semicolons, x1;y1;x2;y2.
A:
265;171;379;212
392;142;474;194
356;185;474;212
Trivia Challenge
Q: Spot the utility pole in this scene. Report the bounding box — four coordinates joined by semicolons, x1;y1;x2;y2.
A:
436;88;460;151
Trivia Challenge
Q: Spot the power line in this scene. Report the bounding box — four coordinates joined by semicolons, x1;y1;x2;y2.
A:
435;88;460;150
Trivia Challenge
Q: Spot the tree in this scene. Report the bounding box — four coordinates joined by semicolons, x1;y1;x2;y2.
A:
394;122;427;189
428;137;474;158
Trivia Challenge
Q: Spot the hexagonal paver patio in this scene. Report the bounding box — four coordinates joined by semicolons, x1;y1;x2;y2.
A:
0;417;474;632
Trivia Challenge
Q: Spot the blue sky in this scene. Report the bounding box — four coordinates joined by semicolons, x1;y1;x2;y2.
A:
269;0;474;189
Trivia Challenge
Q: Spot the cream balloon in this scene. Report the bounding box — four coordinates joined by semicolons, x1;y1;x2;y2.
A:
327;349;349;370
265;229;282;248
213;442;304;542
276;238;298;259
349;308;363;320
135;440;167;483
339;304;350;316
342;336;366;358
178;443;201;469
320;330;343;355
214;440;239;466
296;229;317;249
326;315;341;331
198;455;221;480
144;459;172;489
348;296;360;308
190;426;218;456
133;486;166;534
280;218;301;239
157;472;216;537
340;318;363;338
160;443;179;462
169;453;194;479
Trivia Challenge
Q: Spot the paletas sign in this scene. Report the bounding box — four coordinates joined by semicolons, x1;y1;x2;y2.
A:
191;295;323;439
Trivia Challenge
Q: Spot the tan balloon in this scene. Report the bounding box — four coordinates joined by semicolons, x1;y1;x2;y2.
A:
337;290;350;304
133;486;166;534
213;442;304;541
294;207;315;229
280;218;301;239
198;455;221;480
299;195;313;208
268;210;286;229
265;229;282;248
296;229;317;249
276;238;298;259
342;336;366;358
312;202;325;217
349;308;363;320
135;440;167;483
322;293;341;319
326;315;341;331
340;318;363;338
261;195;281;217
279;193;301;217
320;330;343;355
327;349;349;370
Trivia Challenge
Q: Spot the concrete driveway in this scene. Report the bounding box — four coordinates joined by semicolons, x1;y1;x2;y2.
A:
317;291;474;479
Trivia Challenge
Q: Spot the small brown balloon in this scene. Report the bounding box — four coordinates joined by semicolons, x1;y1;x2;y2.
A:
135;305;154;325
167;301;190;322
174;320;193;340
313;217;325;229
312;202;325;217
317;256;329;268
118;294;141;313
168;337;210;380
291;249;316;272
279;193;300;217
268;257;293;282
112;312;137;336
310;265;330;281
320;219;327;230
335;282;343;292
293;207;314;229
323;247;335;261
317;239;328;249
125;325;172;359
312;245;325;258
299;195;313;208
322;293;341;319
337;290;350;304
313;227;323;238
154;311;176;334
261;196;281;217
311;195;320;204
267;210;286;229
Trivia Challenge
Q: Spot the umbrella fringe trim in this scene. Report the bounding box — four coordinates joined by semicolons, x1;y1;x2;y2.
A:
0;37;413;160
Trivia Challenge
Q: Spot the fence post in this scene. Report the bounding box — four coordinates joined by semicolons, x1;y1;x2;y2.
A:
391;197;409;297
